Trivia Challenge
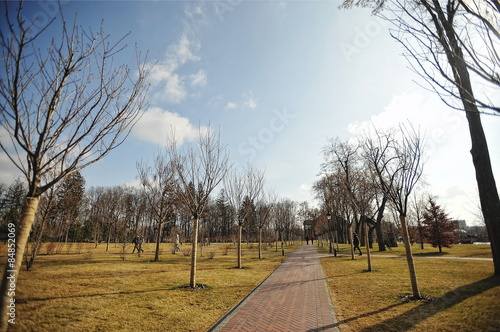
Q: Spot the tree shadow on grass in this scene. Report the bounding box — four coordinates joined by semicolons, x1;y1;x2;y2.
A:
360;275;500;332
412;251;448;257
306;302;407;332
19;286;174;303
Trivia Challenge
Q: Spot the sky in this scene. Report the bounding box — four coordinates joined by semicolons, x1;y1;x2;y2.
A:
1;0;499;226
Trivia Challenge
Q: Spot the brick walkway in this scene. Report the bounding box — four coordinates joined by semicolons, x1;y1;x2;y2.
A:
209;244;339;332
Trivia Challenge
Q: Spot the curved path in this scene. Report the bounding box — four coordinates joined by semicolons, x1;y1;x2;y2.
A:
209;244;339;332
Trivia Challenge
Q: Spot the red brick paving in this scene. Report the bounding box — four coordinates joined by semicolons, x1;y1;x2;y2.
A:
210;244;339;332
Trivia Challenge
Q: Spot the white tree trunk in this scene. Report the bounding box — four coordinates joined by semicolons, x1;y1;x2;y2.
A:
0;197;40;331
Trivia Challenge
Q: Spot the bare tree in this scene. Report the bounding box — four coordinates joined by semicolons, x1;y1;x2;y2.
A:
274;198;297;254
224;164;265;268
168;127;230;288
362;128;397;252
137;152;177;261
255;189;276;259
0;2;150;327
342;0;500;276
410;190;430;250
322;139;364;259
375;124;425;298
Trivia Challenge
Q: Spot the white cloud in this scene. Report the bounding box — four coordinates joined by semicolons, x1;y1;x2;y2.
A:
172;34;200;65
243;91;258;109
132;107;206;145
0;152;23;185
184;3;207;25
347;91;426;135
225;101;237;110
148;33;204;103
165;73;187;104
190;69;207;88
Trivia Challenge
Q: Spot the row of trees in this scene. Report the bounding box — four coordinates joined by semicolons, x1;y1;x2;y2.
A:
313;124;429;299
341;0;500;276
0;166;304;268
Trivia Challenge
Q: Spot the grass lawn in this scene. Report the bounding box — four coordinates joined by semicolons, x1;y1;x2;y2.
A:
319;243;500;331
0;241;299;332
364;242;493;258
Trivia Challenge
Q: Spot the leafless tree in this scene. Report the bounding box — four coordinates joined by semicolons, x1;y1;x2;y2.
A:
224;164;265;268
362;128;398;252
342;0;500;276
372;124;425;298
168;126;230;288
273;198;297;254
322;139;365;259
255;189;276;259
410;190;431;250
137;152;177;262
0;2;150;326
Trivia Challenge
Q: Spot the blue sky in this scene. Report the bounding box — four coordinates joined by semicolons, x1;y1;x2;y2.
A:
1;0;499;225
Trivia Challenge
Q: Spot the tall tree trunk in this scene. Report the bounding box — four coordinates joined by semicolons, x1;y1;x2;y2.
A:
0;197;40;331
400;215;421;298
275;230;278;252
464;109;500;275
327;227;332;254
190;217;199;288
435;4;500;275
106;223;112;251
237;224;243;268
349;225;355;260
376;196;387;251
64;221;70;246
258;227;262;260
154;221;163;262
375;221;386;251
365;222;372;272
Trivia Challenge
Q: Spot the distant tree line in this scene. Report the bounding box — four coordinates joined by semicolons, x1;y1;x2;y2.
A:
0;173;303;250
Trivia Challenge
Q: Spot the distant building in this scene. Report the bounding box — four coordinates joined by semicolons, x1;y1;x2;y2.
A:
303;219;315;240
452;220;467;230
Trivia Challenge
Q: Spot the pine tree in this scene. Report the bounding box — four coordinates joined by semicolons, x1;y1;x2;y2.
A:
54;171;86;243
422;198;457;253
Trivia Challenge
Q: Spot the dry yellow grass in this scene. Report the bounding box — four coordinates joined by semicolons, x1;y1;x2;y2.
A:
0;241;299;331
365;242;493;258
320;244;500;332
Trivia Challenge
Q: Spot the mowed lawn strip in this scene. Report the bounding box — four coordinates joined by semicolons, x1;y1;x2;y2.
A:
0;242;299;332
319;244;500;332
362;243;493;259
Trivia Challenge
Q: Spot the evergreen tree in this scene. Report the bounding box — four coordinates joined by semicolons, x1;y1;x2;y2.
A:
54;171;86;242
422;198;457;253
0;179;27;229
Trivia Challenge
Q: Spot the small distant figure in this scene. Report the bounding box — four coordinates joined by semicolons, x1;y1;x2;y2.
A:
306;236;310;245
311;236;314;245
353;232;362;256
132;236;144;256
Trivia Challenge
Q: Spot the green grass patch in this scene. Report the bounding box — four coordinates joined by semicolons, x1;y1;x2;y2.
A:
319;244;499;331
1;241;300;331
